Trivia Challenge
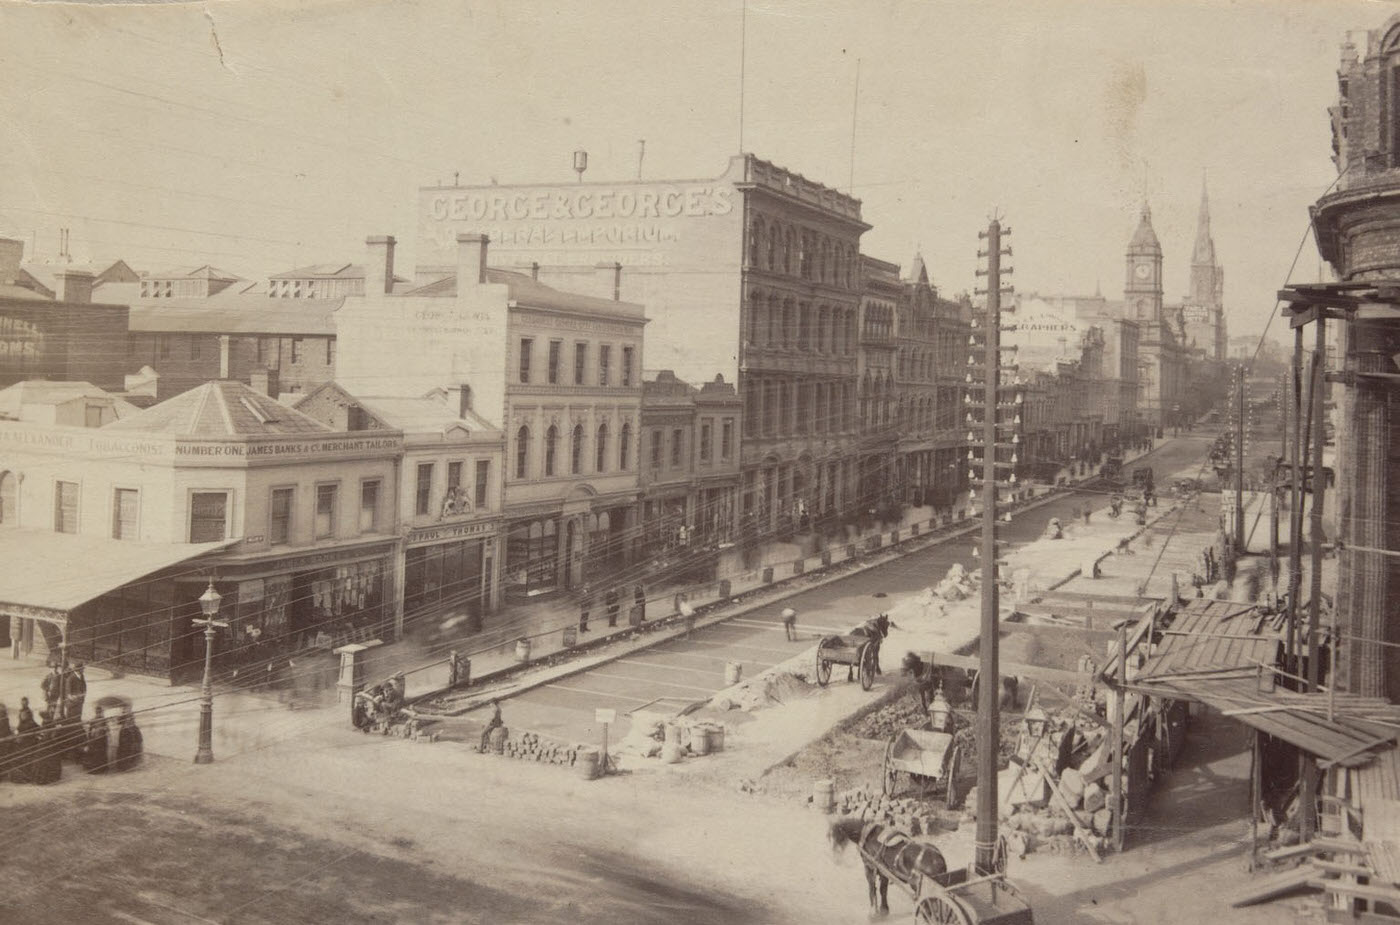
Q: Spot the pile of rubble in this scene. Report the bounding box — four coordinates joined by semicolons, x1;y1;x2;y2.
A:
711;669;814;712
825;786;947;837
617;712;728;762
482;729;593;768
934;563;979;602
964;693;1114;860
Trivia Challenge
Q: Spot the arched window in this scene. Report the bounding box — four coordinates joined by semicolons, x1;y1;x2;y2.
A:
595;422;609;473
0;471;14;526
785;227;796;274
748;290;764;345
768;293;781;346
544;424;558;476
619;422;632;470
571;424;584;474
748;218;763;268
767;224;778;269
515;426;530;479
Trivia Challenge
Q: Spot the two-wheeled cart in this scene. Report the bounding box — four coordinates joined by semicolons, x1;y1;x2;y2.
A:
882;727;963;807
814;632;879;691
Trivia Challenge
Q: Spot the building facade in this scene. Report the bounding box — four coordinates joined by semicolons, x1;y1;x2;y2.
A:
1124;204;1189;431
413;155;868;543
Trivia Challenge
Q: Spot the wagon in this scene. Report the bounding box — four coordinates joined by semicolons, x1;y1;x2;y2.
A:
911;866;1034;924
814;633;879;690
883;727;963;807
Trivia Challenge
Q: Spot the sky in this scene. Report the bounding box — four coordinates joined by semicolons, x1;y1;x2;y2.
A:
0;0;1385;349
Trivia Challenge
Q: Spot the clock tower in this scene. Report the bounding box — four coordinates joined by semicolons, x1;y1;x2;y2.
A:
1124;201;1163;323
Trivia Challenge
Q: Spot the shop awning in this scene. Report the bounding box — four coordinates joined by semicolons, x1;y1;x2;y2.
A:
0;531;229;624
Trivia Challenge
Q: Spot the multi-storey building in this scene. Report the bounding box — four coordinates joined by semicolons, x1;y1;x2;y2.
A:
294;382;506;631
638;371;742;579
857;256;900;507
333;233;644;600
414;155;867;541
1124;204;1189;431
0;379;404;681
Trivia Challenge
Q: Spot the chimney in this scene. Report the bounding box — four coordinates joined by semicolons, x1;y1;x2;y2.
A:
249;366;279;397
594;261;622;300
54;269;94;304
365;235;396;295
0;238;22;284
448;383;473;417
457;233;489;288
530;261;540;282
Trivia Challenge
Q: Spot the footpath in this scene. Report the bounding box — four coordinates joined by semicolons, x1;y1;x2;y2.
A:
0;443;1165;764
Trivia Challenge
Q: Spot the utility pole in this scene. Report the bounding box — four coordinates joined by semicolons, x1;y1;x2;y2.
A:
1287;328;1305;671
1234;364;1246;551
972;217;1013;875
1302;316;1329;840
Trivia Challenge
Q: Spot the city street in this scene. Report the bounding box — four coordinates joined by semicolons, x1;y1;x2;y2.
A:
493;436;1212;747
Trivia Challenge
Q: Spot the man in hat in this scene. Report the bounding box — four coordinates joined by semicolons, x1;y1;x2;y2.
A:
578;585;592;634
479;699;504;752
781;607;799;642
64;662;86;721
605;587;620;628
40;663;63;718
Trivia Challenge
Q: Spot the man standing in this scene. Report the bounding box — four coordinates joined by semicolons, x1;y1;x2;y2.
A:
65;662;86;721
781;607;798;642
578;585;592;634
605;587;620;628
479;700;505;752
633;583;646;624
40;663;63;719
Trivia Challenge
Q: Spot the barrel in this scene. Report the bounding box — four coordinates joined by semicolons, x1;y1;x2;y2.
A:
664;722;682;745
814;779;836;814
487;725;508;754
662;741;683;764
515;639;531;663
689;724;710;756
575;746;600;780
708;724;725;752
724;661;743;686
562;626;577;648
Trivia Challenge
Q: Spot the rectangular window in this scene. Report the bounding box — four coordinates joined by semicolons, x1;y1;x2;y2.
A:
112;488;138;540
574;342;587;385
326;339;335;365
519;338;533;383
671;428;684;468
622;346;634;387
54;481;79;534
314;484;337;539
722;419;734;459
158;335;171;359
85;405;104;428
270;487;293;545
650;430;662;470
599;345;611;387
548;340;562;384
360;480;380;532
475;460;490;508
415;463;434;516
190;491;228;543
291;338;304;364
190;335;201;360
700;420;713;462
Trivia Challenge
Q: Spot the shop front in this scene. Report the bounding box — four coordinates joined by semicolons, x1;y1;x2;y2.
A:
403;519;499;633
504;500;635;601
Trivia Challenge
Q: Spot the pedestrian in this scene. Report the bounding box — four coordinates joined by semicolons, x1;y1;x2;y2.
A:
30;712;62;784
479;699;505;752
113;711;143;772
679;599;697;637
0;702;11;781
578;585;592;633
1083;507;1091;525
17;696;36;734
605;587;620;627
83;705;109;774
633;583;646;624
781;607;798;642
65;662;86;721
40;663;63;717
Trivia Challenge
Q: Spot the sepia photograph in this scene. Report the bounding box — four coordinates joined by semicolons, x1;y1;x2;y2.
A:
0;0;1394;922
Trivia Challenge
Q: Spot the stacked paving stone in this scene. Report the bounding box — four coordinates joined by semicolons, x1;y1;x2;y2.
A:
494;730;586;768
828;787;945;837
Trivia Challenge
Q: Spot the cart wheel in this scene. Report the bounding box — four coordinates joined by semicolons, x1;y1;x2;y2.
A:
884;764;899;798
815;646;832;687
944;746;962;809
914;892;971;925
858;644;876;691
993;832;1009;875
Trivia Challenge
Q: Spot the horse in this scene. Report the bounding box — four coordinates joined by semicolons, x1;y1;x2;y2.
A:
847;614;895;681
828;816;948;918
901;652;974;711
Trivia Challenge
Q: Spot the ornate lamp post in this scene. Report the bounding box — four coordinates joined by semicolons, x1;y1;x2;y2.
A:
193;581;227;764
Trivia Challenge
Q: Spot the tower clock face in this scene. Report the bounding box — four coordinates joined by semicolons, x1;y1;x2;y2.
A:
1134;263;1152;280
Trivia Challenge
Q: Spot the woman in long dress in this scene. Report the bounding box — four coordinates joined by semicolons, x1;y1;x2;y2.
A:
114;712;143;772
0;703;12;781
11;698;39;783
82;705;109;774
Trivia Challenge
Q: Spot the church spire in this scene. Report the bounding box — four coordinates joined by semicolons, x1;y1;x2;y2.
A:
1192;173;1216;266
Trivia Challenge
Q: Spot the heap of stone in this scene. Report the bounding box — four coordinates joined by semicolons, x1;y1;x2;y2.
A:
486;729;591;768
828;787;947;837
934;563;979;601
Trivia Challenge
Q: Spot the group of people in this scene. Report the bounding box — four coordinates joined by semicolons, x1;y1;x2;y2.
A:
0;662;143;784
577;583;647;633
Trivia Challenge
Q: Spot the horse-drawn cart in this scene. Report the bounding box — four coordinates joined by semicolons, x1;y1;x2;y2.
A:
814;632;879;690
883;728;963;807
911;867;1034;925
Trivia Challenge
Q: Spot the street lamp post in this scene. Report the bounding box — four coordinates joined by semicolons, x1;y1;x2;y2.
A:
193;581;228;765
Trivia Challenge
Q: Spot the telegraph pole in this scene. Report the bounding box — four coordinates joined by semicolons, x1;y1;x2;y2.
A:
1234;364;1246;551
972;217;1013;875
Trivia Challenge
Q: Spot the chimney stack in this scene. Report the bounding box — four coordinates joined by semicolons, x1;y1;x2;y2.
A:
54;269;94;304
594;261;622;301
365;235;396;295
448;383;473;417
457;233;489;288
249;366;279;397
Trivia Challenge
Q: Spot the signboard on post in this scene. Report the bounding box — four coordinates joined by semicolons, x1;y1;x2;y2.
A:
594;708;615;725
594;708;615;776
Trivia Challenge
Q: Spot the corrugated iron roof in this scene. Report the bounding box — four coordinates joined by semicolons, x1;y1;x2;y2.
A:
1139;597;1280;677
105;380;333;437
127;298;339;335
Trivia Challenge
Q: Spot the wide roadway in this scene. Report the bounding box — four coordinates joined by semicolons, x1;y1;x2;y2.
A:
493;436;1212;747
